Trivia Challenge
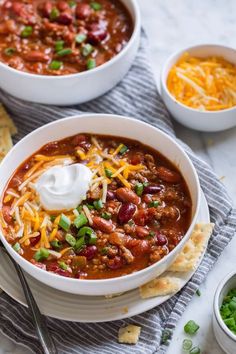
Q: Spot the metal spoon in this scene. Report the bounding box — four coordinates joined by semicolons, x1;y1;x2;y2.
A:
0;240;58;354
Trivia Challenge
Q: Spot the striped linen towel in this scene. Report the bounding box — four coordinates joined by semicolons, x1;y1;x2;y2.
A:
0;33;235;354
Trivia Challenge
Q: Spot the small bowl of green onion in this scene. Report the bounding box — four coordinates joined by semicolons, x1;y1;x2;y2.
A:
213;271;236;354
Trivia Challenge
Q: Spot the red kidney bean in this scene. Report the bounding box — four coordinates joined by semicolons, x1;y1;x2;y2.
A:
79;245;97;260
24;51;50;63
3;1;12;10
130;240;150;256
57;12;73;25
30;235;41;247
106;190;115;201
40;1;52;17
47;263;71;277
135;226;149;238
117;202;136;224
75;3;91;19
57;1;69;11
143;184;163;194
116;187;140;205
87;27;108;44
30;259;46;270
72;134;91;150
156;166;181;183
2;206;13;224
11;2;23;16
93;216;114;233
155;233;167;246
107;256;124;270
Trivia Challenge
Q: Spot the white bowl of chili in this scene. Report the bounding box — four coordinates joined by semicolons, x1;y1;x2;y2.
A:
161;44;236;132
213;271;236;354
0;114;201;295
0;0;140;105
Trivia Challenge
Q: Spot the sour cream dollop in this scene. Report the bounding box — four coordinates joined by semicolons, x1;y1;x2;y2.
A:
35;163;92;211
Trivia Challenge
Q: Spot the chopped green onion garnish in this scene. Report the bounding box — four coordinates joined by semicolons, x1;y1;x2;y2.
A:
87;58;96;70
82;43;94;56
86;203;94;210
34;248;49;262
148;200;159;208
76;205;83;212
196;289;201;297
78;226;94;237
135;183;144;196
4;47;15;56
50;240;62;251
12;242;21;253
74;213;88;228
50;8;60;20
65;233;76;247
93;199;103;210
78;226;97;244
49;60;62;70
76;33;87;44
184;320;200;335
101;247;109;255
119;144;128;155
182;338;193;351
101;212;111;220
50;215;56;222
189;347;201;354
149;231;156;237
128;220;135;226
58;261;68;270
58;214;71;231
55;40;64;52
21;26;33;38
69;0;76;7
57;48;72;57
74;236;85;251
220;289;236;334
87;232;97;245
90;2;102;10
160;329;172;344
229;300;236;311
105;168;113;178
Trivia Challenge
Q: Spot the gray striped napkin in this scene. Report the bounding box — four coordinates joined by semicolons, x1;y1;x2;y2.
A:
0;33;236;354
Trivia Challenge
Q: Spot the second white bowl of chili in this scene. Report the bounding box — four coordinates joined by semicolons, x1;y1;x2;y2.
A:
0;114;200;295
0;0;140;105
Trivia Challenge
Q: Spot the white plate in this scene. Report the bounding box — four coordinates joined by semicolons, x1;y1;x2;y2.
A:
0;191;209;323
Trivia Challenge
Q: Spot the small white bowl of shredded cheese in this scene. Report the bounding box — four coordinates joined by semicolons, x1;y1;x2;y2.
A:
160;44;236;132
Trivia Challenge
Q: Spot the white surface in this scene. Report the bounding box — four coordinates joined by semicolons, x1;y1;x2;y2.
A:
0;0;140;105
0;192;209;323
0;114;200;295
0;0;236;352
160;44;236;132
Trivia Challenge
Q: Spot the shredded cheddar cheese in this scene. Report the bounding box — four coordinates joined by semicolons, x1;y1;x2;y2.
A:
167;53;236;111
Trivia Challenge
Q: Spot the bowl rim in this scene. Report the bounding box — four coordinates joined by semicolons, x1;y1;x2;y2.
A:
214;270;236;342
0;113;201;286
0;0;141;80
161;43;236;115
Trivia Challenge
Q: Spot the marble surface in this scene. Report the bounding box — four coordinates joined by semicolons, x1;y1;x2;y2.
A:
0;1;236;353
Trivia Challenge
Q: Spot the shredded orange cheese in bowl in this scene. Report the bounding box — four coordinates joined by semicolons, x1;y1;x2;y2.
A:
167;52;236;111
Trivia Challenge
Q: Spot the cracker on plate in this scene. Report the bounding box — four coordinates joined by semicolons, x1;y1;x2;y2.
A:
0;104;17;135
139;276;181;299
169;223;214;272
0;127;13;161
118;324;141;344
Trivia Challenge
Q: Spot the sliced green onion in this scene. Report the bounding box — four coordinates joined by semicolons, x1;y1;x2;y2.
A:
58;261;68;270
50;8;60;20
149;231;156;237
50;240;62;251
76;205;83;212
78;226;97;244
21;26;33;38
4;47;15;56
82;43;94;56
101;247;109;255
148;200;159;208
65;233;76;247
101;212;111;220
50;215;56;222
69;0;76;7
55;40;64;52
87;58;96;70
12;242;21;253
135;183;144;196
184;320;200;335
119;144;128;155
74;236;85;251
86;203;94;210
196;289;201;297
90;2;102;10
229;300;236;311
128;220;135;226
58;214;71;231
76;33;87;44
87;233;97;245
93;199;103;210
189;347;201;354
34;248;49;262
49;60;63;70
105;168;113;178
78;226;94;237
74;213;88;228
57;48;72;57
182;338;193;351
160;329;172;344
